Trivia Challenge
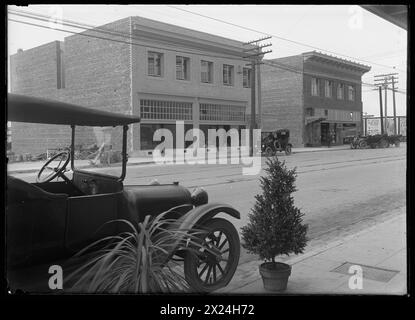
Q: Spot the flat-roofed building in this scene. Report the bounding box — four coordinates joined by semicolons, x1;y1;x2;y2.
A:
261;51;371;147
9;16;259;156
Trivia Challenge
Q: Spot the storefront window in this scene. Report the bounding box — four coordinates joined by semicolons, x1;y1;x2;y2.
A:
140;123;193;150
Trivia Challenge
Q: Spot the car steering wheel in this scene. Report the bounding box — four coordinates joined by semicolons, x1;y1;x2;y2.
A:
37;150;71;183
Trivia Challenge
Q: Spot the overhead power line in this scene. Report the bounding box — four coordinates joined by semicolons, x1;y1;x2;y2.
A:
10;7;406;73
8;10;407;96
167;5;405;72
8;9;138;43
8;14;252;62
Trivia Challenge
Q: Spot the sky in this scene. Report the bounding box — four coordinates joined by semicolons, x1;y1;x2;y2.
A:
7;4;407;117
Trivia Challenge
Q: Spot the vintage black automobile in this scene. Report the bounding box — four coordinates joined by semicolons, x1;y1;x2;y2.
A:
7;94;241;293
356;134;402;149
261;129;293;156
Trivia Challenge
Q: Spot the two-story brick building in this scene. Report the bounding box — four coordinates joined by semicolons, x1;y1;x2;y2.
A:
9;16;259;156
261;52;371;147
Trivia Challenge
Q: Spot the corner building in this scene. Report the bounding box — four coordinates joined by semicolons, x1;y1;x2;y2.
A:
261;52;371;147
10;16;259;155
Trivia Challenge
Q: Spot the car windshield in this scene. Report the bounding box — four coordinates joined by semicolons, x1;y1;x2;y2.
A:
73;126;124;177
7;124;124;182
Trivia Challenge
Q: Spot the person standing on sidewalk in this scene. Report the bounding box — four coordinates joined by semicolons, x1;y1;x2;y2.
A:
328;130;335;148
327;130;332;148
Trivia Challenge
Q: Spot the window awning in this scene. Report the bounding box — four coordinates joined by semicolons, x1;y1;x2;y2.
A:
305;116;326;125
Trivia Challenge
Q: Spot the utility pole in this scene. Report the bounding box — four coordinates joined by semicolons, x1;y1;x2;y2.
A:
391;76;398;135
243;36;272;156
257;62;262;130
374;73;399;136
378;86;384;134
384;78;388;133
250;63;256;155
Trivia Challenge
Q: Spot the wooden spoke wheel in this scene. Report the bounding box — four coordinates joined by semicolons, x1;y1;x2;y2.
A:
379;139;389;148
184;218;240;293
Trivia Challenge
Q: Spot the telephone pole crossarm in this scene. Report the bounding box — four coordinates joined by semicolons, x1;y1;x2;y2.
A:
243;43;272;52
243;50;272;59
243;36;272;45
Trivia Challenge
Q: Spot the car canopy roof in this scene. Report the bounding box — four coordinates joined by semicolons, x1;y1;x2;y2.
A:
7;94;141;126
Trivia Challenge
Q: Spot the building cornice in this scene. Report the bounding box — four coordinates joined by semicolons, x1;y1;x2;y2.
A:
131;18;255;59
303;51;371;74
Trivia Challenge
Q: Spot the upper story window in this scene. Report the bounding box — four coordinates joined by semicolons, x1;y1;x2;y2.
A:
337;83;344;99
305;108;315;117
176;56;190;80
223;64;234;86
148;51;163;77
325;80;333;98
201;60;213;83
243;68;251;88
311;77;320;96
348;85;355;101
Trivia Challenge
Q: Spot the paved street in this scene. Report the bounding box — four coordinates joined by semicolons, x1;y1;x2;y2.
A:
10;146;406;266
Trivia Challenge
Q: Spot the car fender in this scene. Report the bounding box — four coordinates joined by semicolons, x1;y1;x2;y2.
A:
177;202;240;231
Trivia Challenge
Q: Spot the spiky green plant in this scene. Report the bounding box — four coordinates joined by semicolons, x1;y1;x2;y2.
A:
64;207;214;293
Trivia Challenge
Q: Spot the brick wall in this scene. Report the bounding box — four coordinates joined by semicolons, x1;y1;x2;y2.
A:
9;41;72;155
9;18;133;156
10;41;61;95
303;59;363;112
260;54;367;147
261;56;304;147
129;15;252;150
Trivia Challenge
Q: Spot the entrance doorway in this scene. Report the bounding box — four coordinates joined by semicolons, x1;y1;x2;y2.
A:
321;123;330;146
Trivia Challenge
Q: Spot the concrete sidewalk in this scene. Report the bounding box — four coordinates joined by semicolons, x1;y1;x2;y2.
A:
219;208;406;295
6;156;155;174
7;144;350;174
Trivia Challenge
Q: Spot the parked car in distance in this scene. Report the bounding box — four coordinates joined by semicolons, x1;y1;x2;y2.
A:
261;129;293;156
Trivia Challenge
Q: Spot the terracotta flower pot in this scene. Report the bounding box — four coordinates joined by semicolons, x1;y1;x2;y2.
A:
259;262;291;292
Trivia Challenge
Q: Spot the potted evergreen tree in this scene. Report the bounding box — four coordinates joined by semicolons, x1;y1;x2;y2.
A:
241;157;308;291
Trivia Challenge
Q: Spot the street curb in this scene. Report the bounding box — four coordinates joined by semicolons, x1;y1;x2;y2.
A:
217;209;406;293
293;147;350;154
